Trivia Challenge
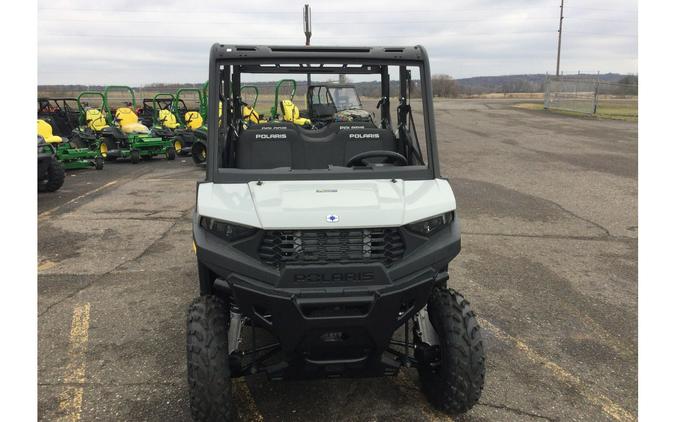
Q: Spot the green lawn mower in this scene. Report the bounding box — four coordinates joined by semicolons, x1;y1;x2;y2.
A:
101;85;176;163
71;91;112;152
174;87;208;165
37;119;104;171
149;92;198;157
189;83;263;166
270;78;311;126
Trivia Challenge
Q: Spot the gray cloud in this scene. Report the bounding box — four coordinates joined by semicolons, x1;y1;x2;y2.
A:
38;0;637;84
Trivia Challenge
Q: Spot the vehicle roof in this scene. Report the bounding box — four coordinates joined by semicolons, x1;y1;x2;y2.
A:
210;44;428;63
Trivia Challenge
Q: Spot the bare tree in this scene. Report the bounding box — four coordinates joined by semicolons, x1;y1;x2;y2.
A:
431;74;459;97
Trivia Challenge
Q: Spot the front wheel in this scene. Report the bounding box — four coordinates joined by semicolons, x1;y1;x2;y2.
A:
187;295;232;422
100;138;117;161
174;138;184;155
40;160;65;192
130;150;141;164
166;147;176;161
192;142;207;165
94;156;104;170
416;287;486;415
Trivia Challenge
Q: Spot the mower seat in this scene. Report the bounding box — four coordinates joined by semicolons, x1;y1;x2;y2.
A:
243;105;266;124
158;109;179;129
37;119;63;143
281;100;311;126
85;109;109;132
115;107;150;134
185;111;204;130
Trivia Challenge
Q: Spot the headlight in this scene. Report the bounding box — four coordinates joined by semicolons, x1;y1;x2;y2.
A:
406;212;453;236
200;216;258;241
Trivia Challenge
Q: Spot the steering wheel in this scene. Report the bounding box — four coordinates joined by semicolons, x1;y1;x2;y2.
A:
346;150;408;167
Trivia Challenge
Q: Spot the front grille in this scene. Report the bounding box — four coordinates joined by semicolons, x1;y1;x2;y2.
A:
259;228;405;268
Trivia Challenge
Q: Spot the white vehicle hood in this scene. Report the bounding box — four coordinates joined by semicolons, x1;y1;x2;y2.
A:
197;179;456;229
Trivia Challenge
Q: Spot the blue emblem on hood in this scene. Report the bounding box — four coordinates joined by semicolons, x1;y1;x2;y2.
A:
326;214;339;223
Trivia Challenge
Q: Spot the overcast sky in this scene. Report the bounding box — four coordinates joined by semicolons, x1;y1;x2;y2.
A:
37;0;637;85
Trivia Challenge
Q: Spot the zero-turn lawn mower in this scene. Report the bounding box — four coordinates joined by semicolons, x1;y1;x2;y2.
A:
148;92;198;157
269;78;312;127
137;95;174;128
37;135;65;192
240;85;267;125
37;119;104;171
174;88;208;164
188;83;265;166
101;85;176;163
71;91;110;151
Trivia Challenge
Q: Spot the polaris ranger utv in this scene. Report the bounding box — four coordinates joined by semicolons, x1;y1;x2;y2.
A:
188;45;485;421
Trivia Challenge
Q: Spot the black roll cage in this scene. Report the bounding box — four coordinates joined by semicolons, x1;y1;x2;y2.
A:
206;45;441;183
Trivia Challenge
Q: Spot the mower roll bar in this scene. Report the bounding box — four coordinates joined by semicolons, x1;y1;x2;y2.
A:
76;91;106;126
174;88;206;125
102;85;138;123
270;79;296;119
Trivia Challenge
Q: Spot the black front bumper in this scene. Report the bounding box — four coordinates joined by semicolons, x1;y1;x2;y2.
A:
193;212;461;379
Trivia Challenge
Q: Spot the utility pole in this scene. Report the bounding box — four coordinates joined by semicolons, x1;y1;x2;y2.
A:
303;4;312;103
555;0;564;76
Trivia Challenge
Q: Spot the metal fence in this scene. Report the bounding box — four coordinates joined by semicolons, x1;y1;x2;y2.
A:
544;75;638;118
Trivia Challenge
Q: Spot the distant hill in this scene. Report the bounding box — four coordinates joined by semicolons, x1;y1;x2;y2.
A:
454;73;629;94
37;73;635;99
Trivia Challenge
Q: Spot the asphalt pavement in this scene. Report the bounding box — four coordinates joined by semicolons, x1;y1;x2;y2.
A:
38;99;637;421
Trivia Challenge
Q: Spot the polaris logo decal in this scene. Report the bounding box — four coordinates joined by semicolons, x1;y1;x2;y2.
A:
348;133;379;139
255;133;287;139
326;214;339;223
293;271;375;283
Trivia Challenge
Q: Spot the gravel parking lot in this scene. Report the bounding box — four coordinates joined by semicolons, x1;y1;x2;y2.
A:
38;99;637;421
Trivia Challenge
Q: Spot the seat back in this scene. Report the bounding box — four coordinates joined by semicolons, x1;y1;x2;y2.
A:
236;123;397;170
243;105;264;124
184;111;203;130
340;128;397;165
85;108;108;131
115;107;150;134
158;109;179;129
235;125;296;169
37;119;62;143
281;100;311;126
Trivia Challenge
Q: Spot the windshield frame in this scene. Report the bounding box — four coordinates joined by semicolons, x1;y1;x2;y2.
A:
206;45;441;183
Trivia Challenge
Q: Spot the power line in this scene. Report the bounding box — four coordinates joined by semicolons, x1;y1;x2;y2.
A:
37;31;636;41
37;6;637;16
37;16;637;27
